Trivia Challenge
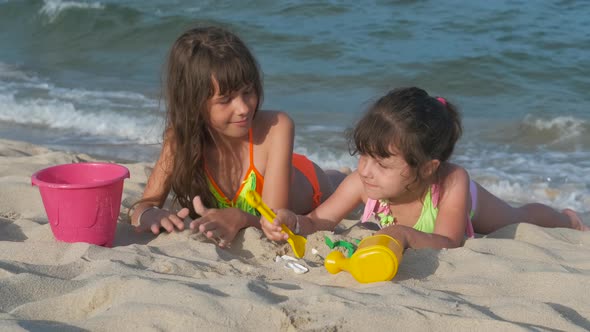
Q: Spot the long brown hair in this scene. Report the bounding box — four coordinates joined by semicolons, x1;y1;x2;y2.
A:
163;26;263;216
350;87;462;188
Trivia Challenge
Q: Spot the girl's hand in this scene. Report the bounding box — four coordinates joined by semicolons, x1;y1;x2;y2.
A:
189;196;247;248
135;206;187;234
261;209;297;242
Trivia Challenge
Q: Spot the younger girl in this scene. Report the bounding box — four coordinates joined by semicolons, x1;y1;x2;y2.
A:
262;87;588;250
131;26;343;247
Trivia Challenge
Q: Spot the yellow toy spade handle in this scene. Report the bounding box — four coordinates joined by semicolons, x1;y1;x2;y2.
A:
245;190;277;223
245;190;307;258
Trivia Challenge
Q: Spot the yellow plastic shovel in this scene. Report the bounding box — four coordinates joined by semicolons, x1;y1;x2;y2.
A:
245;191;306;258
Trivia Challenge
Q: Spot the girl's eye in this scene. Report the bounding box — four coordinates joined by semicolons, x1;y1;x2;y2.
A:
378;160;397;169
218;96;232;104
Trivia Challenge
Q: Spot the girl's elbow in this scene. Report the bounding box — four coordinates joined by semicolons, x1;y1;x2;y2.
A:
444;236;463;249
446;242;462;249
428;232;463;249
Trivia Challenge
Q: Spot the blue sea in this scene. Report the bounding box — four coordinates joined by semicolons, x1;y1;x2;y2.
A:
1;0;589;212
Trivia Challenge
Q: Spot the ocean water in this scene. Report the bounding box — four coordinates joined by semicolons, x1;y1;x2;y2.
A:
1;0;589;212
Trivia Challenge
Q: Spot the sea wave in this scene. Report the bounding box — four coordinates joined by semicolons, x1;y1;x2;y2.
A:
521;115;586;141
40;0;104;23
475;114;589;151
0;63;162;144
0;92;162;144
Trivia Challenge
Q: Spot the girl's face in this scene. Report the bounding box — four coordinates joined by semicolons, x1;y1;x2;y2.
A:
207;80;258;139
357;150;416;201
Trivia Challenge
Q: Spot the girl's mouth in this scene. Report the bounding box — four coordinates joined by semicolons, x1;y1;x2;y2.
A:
363;181;378;188
232;118;249;126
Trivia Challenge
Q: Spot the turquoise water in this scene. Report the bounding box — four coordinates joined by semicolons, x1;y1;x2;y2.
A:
1;0;589;211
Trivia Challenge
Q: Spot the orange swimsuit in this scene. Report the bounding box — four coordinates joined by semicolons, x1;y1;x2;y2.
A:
205;129;322;216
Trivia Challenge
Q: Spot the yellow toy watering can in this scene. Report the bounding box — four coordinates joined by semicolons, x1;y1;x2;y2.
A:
324;234;403;283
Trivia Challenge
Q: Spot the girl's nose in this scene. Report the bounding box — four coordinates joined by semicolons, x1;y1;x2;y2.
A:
233;95;251;115
357;156;372;178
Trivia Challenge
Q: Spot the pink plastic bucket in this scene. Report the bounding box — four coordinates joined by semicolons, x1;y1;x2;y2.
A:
31;162;130;247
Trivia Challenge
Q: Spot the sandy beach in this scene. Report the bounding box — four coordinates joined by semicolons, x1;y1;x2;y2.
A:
1;138;589;331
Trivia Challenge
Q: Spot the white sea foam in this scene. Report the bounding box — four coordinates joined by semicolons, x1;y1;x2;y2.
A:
48;86;157;109
40;0;104;23
455;145;590;213
474;179;589;214
522;114;586;143
0;92;162;145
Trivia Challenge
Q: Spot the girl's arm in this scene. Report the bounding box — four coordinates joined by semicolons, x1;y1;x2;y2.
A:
302;171;365;233
259;111;294;213
263;171;364;240
142;134;174;206
131;130;185;232
378;164;471;249
378;225;460;250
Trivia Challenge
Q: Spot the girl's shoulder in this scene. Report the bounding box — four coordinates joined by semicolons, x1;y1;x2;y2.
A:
437;162;470;198
440;162;468;178
254;110;293;127
252;110;294;143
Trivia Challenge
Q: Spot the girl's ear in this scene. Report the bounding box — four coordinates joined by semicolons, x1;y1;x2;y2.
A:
421;159;441;179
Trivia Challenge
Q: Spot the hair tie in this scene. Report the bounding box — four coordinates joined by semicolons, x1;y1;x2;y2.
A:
436;97;447;106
